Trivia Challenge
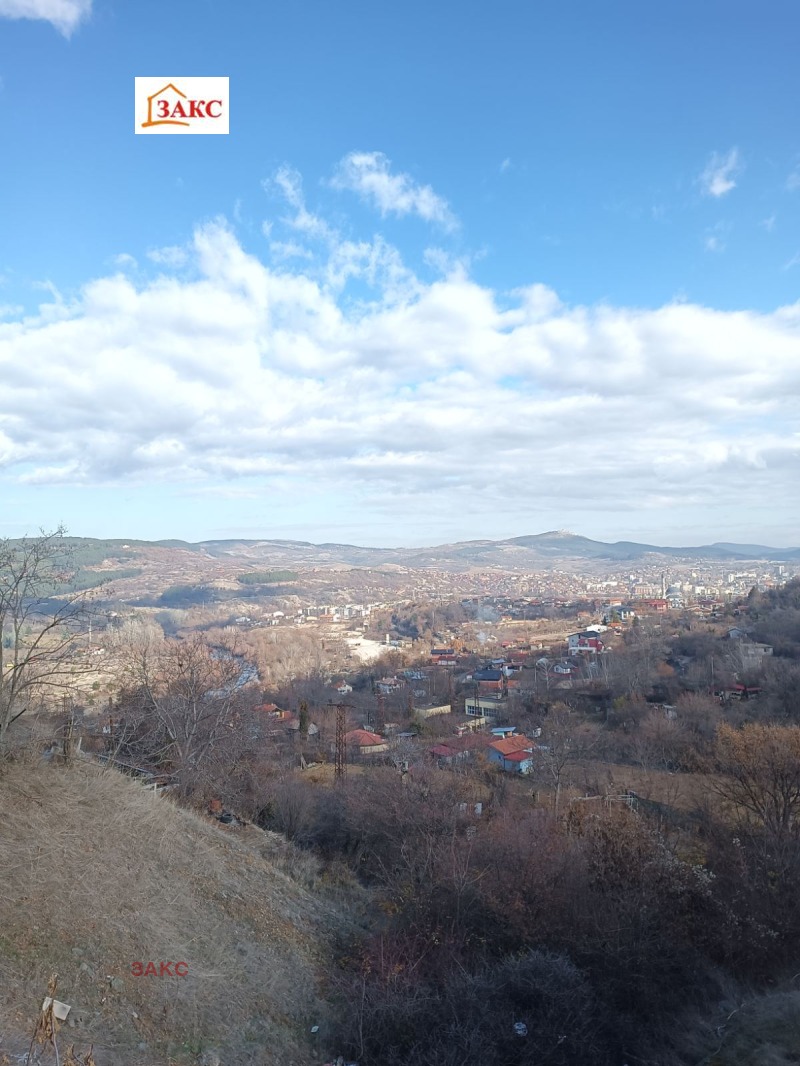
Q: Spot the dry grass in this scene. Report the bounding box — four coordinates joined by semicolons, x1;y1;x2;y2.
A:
0;753;362;1065
573;758;717;812
709;989;800;1066
670;985;800;1066
301;763;365;785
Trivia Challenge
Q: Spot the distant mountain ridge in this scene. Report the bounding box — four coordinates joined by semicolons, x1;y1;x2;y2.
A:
49;531;800;571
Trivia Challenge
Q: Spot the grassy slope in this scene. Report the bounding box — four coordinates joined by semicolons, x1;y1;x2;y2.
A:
711;991;800;1066
0;757;354;1065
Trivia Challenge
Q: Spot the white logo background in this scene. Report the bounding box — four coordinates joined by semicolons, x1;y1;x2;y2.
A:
135;77;229;135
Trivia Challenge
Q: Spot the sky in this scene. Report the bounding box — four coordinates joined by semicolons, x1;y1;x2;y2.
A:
0;0;799;548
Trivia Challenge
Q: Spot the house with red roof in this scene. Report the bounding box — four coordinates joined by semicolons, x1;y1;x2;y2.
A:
488;734;537;774
429;732;493;766
344;729;388;755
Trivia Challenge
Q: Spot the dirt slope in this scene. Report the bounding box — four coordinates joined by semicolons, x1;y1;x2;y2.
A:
0;756;353;1065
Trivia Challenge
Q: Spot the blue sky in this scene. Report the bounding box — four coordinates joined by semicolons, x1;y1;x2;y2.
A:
0;0;798;547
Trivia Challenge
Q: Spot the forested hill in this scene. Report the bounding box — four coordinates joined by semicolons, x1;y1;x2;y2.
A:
16;530;800;572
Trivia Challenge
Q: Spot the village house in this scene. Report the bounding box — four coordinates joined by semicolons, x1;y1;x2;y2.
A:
429;732;492;767
376;676;403;694
602;604;636;624
552;662;575;676
737;641;774;670
487;734;536;774
638;598;668;613
567;632;604;655
287;717;319;735
472;668;506;693
255;702;286;718
344;729;389;756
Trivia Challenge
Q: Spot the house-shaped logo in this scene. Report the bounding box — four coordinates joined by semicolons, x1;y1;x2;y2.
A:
135;77;229;135
141;82;190;129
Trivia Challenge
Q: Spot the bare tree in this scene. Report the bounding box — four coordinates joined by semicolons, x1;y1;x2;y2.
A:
714;722;800;844
120;634;251;788
535;702;578;813
0;528;91;751
608;626;667;700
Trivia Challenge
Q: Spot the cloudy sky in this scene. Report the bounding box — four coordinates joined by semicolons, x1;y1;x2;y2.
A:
0;0;799;547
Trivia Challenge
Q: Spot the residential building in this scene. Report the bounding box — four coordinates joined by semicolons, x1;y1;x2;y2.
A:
472;668;505;693
487;734;536;774
344;729;388;756
567;632;604;655
738;642;774;671
414;703;452;719
465;695;509;719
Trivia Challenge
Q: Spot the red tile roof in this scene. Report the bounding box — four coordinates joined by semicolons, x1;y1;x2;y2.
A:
504;749;533;762
345;729;385;747
490;734;534;756
430;733;492;758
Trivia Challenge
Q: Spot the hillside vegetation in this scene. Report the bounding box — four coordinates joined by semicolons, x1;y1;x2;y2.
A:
0;755;359;1065
4;540;800;1065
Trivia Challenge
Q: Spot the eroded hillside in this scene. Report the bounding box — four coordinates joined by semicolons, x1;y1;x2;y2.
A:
0;756;358;1065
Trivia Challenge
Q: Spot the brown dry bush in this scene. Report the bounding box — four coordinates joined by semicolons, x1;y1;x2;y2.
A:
332;948;612;1066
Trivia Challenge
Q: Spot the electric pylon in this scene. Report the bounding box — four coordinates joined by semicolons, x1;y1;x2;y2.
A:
329;702;352;783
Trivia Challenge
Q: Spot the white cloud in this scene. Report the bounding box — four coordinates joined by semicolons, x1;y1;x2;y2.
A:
265;166;335;242
147;245;188;268
699;148;742;198
787;167;800;192
0;0;91;35
500;158;512;174
113;253;137;270
331;151;457;230
0;217;798;535
762;214;776;233
269;240;314;261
